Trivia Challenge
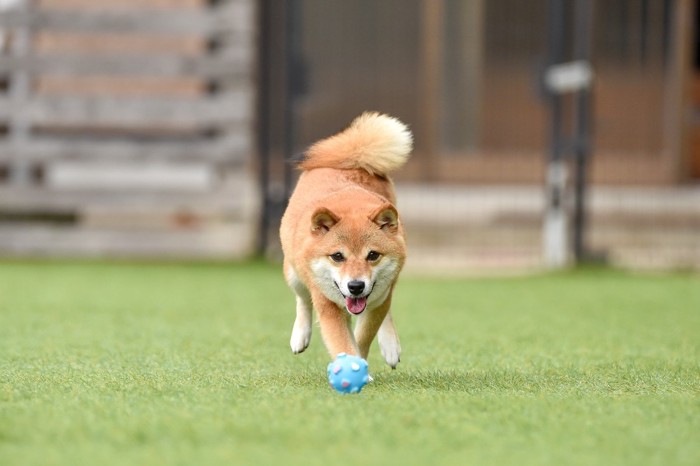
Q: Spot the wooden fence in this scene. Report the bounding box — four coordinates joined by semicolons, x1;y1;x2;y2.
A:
0;0;257;258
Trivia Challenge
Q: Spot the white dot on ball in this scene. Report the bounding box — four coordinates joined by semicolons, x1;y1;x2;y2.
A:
351;362;360;371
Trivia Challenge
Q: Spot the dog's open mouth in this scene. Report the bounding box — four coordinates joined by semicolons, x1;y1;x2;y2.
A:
345;297;367;315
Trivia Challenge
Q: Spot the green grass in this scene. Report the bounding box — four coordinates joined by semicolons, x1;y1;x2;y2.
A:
1;261;698;466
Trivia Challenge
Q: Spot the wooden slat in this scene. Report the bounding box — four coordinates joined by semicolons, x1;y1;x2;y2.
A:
0;91;251;127
38;0;205;9
45;162;216;191
35;76;205;97
0;52;252;78
0;170;256;209
0;4;254;36
34;32;205;55
0;134;250;163
0;223;255;259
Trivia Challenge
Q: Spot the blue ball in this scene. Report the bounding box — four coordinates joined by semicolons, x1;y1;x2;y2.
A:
327;353;369;394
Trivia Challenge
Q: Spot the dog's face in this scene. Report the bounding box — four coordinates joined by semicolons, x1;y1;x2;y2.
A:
308;202;405;315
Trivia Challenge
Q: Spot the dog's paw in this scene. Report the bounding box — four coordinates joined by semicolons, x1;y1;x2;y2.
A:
379;336;401;369
290;321;311;354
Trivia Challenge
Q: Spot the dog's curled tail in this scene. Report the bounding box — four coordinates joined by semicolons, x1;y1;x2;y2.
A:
298;112;413;177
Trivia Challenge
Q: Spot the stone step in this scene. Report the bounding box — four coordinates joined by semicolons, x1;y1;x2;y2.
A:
397;184;700;271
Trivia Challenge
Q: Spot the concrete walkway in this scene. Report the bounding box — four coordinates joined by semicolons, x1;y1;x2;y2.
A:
396;184;700;274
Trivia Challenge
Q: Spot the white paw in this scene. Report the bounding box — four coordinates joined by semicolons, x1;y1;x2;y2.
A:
379;336;401;368
290;321;311;354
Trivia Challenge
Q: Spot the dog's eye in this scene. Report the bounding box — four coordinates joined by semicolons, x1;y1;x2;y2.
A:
366;251;381;262
329;252;345;263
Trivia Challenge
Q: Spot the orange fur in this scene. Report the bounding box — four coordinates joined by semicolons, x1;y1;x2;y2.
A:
280;113;412;366
298;112;413;176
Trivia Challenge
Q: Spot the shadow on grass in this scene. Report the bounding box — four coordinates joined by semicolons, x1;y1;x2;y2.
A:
369;364;696;396
251;356;697;396
371;369;526;394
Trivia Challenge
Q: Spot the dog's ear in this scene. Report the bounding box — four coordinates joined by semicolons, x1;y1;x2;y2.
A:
311;207;339;235
371;204;399;234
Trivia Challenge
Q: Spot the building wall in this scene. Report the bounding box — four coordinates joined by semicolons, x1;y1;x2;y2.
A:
288;0;692;185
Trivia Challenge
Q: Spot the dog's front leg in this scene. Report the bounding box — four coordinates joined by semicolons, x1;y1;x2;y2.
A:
290;294;313;354
354;296;391;361
287;265;313;354
377;310;401;369
313;291;359;358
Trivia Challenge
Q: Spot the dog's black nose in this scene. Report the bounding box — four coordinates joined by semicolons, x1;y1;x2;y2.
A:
347;280;365;296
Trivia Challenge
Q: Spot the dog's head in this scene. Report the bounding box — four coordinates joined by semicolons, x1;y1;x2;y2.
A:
307;198;406;315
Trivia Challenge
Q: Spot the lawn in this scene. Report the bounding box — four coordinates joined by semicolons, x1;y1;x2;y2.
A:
0;261;698;466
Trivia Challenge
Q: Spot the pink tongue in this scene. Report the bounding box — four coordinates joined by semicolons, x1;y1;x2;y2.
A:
345;297;367;314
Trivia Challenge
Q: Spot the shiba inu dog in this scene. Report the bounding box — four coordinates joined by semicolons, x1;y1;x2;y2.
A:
280;112;412;368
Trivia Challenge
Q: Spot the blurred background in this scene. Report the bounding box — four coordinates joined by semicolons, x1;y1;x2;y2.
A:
0;0;698;273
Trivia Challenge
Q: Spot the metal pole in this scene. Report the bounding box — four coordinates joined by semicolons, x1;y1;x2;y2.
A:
572;0;593;263
283;0;298;200
543;0;569;268
256;0;272;255
256;0;299;257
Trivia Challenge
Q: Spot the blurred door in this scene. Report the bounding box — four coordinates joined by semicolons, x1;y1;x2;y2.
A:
692;76;700;178
290;0;549;184
692;0;700;178
263;0;689;185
